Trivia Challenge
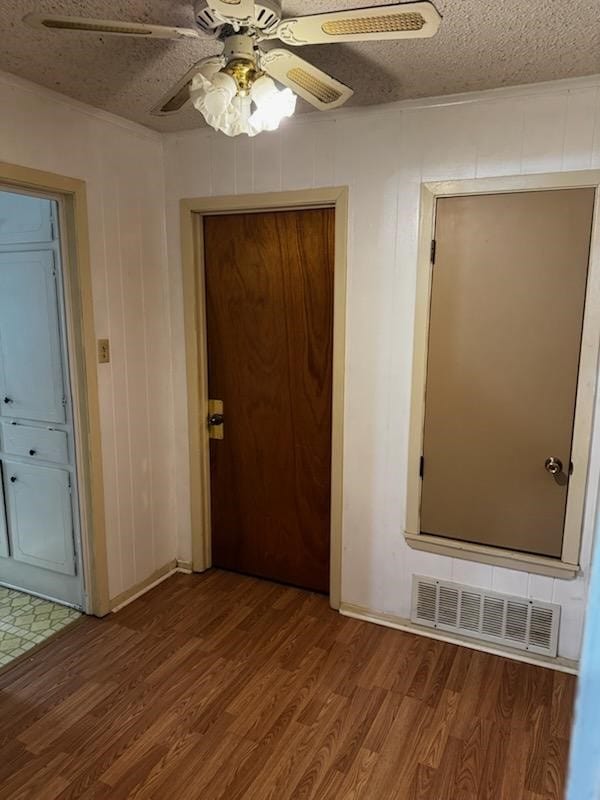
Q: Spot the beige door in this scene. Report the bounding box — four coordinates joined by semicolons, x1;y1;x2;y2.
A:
420;189;595;557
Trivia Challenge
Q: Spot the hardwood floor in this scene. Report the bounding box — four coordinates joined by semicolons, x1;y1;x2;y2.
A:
0;570;576;799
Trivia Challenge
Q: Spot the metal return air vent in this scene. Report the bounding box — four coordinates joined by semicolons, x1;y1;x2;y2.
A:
411;576;560;657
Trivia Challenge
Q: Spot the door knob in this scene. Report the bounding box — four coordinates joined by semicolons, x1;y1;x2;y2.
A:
9;476;17;483
545;457;563;475
208;400;224;440
29;449;36;456
3;396;12;404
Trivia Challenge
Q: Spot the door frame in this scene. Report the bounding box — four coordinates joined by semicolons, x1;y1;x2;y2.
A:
405;170;600;579
181;187;348;609
0;161;110;615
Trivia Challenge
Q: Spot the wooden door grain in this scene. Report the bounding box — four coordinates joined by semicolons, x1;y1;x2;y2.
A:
203;208;335;592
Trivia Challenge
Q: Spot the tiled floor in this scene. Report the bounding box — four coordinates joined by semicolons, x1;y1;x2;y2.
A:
0;586;81;667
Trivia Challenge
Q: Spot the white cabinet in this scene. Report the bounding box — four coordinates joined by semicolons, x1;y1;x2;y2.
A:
1;422;69;464
0;190;82;607
0;472;8;559
0;250;66;424
2;461;75;576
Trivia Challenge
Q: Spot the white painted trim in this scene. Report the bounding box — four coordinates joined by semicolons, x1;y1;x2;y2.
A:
0;69;162;143
0;580;82;611
110;565;178;612
181;188;348;610
405;532;579;579
405;170;600;578
340;602;579;675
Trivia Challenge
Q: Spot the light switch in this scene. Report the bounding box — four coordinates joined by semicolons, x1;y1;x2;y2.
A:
98;339;110;364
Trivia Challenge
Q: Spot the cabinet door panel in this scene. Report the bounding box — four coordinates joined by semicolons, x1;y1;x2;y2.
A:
0;467;8;558
0;250;66;423
3;460;75;575
0;192;53;245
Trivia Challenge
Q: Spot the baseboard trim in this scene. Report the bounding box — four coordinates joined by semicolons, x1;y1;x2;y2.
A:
340;602;579;675
176;560;193;573
110;560;178;612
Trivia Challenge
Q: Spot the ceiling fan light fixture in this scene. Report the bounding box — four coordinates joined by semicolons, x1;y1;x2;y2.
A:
249;75;297;131
190;65;296;137
25;2;443;132
203;71;238;116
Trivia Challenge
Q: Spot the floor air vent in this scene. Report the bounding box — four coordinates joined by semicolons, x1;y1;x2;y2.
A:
411;575;560;657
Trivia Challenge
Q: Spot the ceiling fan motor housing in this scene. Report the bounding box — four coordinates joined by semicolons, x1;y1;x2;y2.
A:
194;0;282;35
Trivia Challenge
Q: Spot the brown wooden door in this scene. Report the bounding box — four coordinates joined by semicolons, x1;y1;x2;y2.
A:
421;189;594;557
203;208;334;592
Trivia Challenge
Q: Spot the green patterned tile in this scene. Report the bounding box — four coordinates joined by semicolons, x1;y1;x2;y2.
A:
0;632;32;660
0;587;81;669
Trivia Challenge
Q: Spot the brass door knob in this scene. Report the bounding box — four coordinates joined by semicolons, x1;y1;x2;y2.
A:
545;457;563;475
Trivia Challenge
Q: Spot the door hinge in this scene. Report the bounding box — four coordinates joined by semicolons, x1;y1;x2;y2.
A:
419;456;424;478
430;239;437;265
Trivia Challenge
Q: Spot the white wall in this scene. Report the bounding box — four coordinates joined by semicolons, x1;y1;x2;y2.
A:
164;75;600;660
5;66;596;653
0;71;176;601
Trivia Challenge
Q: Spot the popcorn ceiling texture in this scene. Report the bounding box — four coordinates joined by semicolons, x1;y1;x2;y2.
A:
1;0;600;132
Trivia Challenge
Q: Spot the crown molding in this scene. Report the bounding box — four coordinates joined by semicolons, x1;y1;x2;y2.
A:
3;65;599;144
164;72;600;141
0;69;162;143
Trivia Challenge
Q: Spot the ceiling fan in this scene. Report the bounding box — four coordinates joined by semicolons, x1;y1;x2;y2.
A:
24;1;442;136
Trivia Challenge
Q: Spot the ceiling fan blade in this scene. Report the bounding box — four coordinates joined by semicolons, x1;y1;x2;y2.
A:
260;49;353;111
23;12;201;40
267;2;441;46
206;0;256;21
151;57;223;115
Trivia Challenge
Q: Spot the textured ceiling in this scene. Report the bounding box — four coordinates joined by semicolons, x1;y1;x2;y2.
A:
1;1;600;132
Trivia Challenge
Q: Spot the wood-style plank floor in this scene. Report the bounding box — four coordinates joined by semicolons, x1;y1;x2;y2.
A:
0;570;576;799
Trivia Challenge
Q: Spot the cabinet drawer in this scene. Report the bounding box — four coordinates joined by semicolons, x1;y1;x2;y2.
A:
1;422;68;465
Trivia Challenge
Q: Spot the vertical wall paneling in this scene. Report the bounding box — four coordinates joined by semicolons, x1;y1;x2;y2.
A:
252;130;283;193
0;72;176;602
474;99;526;177
312;120;336;189
520;92;569;173
281;123;316;190
165;76;600;659
234;135;253;196
562;88;598;171
209;134;236;197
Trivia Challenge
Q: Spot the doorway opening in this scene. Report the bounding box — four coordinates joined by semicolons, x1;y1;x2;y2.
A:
0;162;110;672
0;187;87;663
181;188;348;608
0;189;84;603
